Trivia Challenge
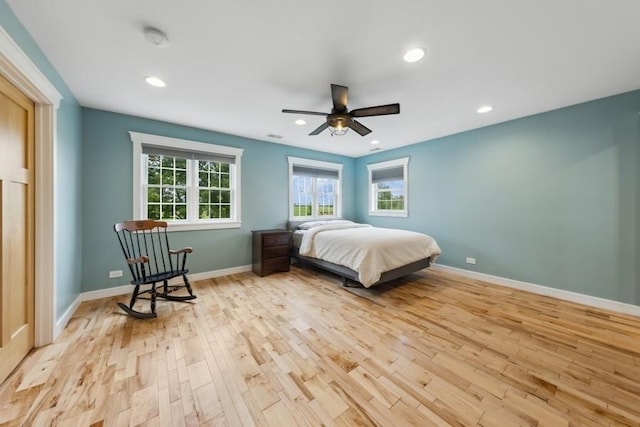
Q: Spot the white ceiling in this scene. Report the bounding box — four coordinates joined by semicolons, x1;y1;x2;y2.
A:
7;0;640;157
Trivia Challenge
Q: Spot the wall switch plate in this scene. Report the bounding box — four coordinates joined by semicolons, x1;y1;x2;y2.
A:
466;257;476;265
109;270;123;278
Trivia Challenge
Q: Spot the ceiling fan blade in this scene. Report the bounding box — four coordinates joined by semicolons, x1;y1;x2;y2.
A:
331;84;349;112
350;120;372;136
309;122;329;135
282;109;328;116
350;103;400;118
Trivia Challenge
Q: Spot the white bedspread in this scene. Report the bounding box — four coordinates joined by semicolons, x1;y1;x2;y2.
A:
298;223;441;287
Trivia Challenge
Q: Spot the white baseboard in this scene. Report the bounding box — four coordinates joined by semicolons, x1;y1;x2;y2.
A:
80;284;132;301
54;295;81;339
430;264;640;317
187;264;252;282
54;264;253;335
78;264;253;303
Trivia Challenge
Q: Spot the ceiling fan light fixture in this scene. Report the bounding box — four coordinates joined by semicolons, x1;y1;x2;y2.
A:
477;105;493;113
404;47;425;63
370;140;380;145
329;126;348;136
295;119;306;125
328;115;351;136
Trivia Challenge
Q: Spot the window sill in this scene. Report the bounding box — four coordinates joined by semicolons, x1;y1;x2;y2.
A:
165;220;242;232
368;211;408;218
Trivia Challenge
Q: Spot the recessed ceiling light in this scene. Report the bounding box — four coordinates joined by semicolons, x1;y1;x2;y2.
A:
295;119;306;125
145;76;166;87
370;140;380;145
403;47;425;63
477;105;493;113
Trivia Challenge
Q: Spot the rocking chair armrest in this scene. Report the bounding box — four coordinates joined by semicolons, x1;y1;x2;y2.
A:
169;247;193;255
127;255;149;265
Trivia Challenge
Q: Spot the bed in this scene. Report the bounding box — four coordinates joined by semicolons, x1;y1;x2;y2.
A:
289;220;441;288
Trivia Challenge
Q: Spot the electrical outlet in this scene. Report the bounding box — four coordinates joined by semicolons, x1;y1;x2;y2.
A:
465;257;476;265
109;270;123;278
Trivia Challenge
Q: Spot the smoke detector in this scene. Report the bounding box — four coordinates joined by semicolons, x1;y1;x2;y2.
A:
144;27;169;47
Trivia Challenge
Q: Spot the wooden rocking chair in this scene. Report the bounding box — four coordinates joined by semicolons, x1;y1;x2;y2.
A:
114;220;196;318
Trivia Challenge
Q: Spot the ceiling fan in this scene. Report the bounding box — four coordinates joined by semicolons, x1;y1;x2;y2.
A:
282;84;400;136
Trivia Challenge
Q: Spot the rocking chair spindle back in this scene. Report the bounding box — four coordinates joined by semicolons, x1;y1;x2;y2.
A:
114;220;196;318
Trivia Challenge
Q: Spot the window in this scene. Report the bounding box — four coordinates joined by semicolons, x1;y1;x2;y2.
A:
288;156;342;220
130;131;243;231
367;157;409;217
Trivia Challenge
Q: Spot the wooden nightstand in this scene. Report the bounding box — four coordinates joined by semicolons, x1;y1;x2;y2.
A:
252;229;292;277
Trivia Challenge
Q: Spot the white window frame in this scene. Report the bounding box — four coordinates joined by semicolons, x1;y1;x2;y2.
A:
367;157;409;217
288;156;343;220
130;131;243;231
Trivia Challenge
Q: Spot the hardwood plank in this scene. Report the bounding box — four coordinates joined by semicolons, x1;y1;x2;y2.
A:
1;267;639;425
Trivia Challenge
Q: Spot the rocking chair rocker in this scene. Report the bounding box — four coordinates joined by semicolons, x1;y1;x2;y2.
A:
114;220;196;318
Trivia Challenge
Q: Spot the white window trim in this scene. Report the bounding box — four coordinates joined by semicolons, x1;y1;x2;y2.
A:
367;157;409;218
288;156;343;220
130;131;243;231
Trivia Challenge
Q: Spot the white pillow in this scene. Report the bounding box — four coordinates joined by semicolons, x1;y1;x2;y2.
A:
297;219;354;230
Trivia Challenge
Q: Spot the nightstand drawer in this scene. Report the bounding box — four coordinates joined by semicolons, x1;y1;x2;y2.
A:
263;256;290;270
263;245;290;259
263;233;290;247
252;229;292;277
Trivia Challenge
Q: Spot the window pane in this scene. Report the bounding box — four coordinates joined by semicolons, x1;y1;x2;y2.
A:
199;189;209;203
175;158;187;169
220;163;229;173
220;173;230;188
176;188;187;203
148;167;160;185
148;204;160;220
175;205;187;219
199;172;208;187
292;175;313;217
148;155;161;168
161;156;174;168
176;170;187;186
199;205;210;219
162;188;174;203
161;170;174;185
148;187;160;203
220;205;230;219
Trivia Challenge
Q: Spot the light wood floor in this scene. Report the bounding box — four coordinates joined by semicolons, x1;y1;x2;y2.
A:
1;266;639;426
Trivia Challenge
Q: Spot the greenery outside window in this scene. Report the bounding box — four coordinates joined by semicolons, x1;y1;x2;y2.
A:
288;156;342;220
130;131;243;231
367;157;409;217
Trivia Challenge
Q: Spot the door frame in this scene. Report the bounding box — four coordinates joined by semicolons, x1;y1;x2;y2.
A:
0;26;62;346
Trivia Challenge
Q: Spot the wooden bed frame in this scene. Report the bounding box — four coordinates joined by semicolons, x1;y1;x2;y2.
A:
287;220;434;287
290;247;432;288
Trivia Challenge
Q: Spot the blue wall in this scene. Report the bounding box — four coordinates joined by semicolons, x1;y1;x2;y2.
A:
3;0;639;317
0;1;83;319
355;91;640;305
81;108;356;291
